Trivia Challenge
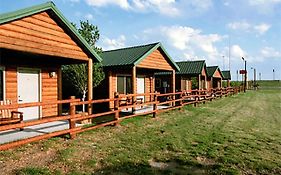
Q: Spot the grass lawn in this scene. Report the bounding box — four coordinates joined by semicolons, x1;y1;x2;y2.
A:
0;88;280;175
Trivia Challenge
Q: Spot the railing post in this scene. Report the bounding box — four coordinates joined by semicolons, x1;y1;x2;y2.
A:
194;89;198;107
114;92;120;126
179;91;183;109
153;91;158;118
69;96;76;139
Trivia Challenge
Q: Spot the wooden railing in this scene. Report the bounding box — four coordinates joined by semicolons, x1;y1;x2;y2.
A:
0;86;242;151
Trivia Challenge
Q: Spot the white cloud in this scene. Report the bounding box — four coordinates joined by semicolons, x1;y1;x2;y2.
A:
260;47;281;58
227;21;251;31
100;35;126;50
254;23;271;35
143;25;225;64
227;21;271;35
85;13;94;20
247;0;281;14
85;0;130;9
84;0;212;17
132;0;180;17
248;0;281;6
231;45;246;59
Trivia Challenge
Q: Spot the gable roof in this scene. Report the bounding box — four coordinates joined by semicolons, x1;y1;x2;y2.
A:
206;66;222;78
0;1;102;62
221;70;231;80
155;60;206;76
176;60;206;75
101;42;180;71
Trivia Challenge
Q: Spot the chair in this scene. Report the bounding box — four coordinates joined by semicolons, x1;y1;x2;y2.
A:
0;100;24;130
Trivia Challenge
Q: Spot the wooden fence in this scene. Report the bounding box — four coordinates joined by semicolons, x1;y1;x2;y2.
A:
0;86;243;151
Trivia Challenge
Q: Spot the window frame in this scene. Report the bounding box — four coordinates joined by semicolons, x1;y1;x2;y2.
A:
116;74;132;94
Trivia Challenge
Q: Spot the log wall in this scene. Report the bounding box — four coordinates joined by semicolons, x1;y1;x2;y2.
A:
0;12;89;61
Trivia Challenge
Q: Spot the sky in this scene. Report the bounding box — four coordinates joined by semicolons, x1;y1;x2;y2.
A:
1;0;280;80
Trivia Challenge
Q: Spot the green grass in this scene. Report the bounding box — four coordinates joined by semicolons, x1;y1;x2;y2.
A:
1;89;281;175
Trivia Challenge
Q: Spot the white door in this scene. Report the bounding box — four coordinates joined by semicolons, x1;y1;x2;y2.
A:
18;69;40;121
137;77;145;102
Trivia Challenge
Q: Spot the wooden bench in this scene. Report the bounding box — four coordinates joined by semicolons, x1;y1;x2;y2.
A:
0;100;24;130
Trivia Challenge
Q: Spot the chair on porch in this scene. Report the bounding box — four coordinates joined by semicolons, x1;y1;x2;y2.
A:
0;100;24;130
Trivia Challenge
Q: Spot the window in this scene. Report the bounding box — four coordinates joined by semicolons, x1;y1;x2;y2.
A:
155;78;161;88
0;68;4;101
117;76;132;94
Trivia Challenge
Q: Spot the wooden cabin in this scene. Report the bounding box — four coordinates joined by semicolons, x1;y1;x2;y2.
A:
206;66;223;90
95;42;179;109
221;70;231;87
155;60;207;92
0;2;101;120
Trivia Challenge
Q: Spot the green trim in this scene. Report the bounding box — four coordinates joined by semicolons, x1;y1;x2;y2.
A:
0;1;102;62
133;42;180;71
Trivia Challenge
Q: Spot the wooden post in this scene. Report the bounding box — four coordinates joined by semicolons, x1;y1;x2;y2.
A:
171;70;176;106
198;75;201;90
88;58;93;115
69;96;76;139
132;66;136;112
114;92;120;126
179;91;183;109
58;66;62;116
194;89;198;107
153;91;158;118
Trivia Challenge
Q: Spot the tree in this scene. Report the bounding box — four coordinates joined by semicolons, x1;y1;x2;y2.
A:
62;20;104;112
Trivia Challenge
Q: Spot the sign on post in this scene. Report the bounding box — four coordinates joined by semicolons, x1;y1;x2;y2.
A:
239;70;247;74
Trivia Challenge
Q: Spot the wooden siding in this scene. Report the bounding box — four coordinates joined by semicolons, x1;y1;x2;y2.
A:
201;67;207;76
137;49;173;71
0;12;89;61
213;69;222;78
5;66;17;103
41;67;58;117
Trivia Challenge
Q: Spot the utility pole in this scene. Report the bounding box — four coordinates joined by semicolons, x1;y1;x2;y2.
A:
251;67;256;90
242;57;247;93
259;72;261;81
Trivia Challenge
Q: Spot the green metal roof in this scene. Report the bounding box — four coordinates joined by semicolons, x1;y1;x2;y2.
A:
0;1;102;62
221;70;231;80
206;66;223;78
155;60;205;75
101;42;180;71
176;60;205;75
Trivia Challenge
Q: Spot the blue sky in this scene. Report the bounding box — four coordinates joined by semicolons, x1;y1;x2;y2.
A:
1;0;280;80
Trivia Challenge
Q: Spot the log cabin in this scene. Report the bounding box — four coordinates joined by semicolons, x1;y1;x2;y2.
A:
206;66;223;90
221;70;231;87
0;2;101;120
94;42;179;109
155;60;207;92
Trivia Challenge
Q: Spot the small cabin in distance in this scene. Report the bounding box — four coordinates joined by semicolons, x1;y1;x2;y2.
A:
94;42;179;109
221;70;231;87
206;66;223;90
155;60;207;93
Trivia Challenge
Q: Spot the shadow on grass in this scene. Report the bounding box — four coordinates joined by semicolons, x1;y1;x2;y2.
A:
92;159;238;175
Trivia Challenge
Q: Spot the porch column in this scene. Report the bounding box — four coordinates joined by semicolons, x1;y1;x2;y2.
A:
58;66;62;116
198;75;201;90
205;75;207;89
171;70;175;106
88;58;93;114
211;77;213;89
227;80;230;87
132;66;136;111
